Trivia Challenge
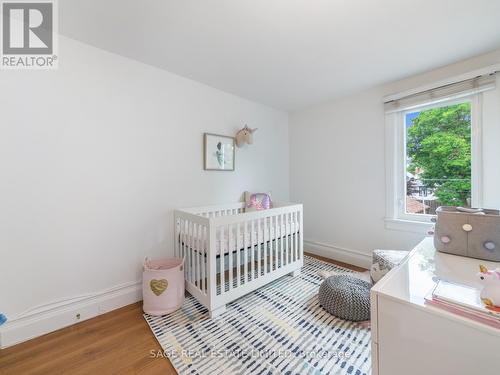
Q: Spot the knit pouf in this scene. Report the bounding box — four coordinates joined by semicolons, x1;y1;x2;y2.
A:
318;274;371;322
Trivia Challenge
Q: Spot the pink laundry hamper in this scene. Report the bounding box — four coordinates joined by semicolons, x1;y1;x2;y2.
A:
143;257;185;316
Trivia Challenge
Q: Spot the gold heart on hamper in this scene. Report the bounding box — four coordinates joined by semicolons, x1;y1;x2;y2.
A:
150;279;168;296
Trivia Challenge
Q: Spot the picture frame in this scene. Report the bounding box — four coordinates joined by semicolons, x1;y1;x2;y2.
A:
203;133;235;171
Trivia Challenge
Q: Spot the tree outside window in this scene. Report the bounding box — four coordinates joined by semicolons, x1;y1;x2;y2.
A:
405;102;472;214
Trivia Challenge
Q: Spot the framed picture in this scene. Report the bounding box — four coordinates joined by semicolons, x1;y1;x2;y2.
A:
204;133;235;171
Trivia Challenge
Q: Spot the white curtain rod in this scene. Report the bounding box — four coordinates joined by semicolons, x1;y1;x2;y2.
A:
383;64;500;103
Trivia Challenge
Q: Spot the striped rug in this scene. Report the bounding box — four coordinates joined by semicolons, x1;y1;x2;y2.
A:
144;256;371;375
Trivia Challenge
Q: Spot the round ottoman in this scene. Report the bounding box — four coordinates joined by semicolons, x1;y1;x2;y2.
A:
318;274;371;321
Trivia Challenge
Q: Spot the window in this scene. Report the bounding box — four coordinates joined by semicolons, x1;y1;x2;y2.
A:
404;101;472;216
384;72;497;233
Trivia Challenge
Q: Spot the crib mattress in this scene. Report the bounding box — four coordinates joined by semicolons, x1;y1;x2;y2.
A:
181;221;299;255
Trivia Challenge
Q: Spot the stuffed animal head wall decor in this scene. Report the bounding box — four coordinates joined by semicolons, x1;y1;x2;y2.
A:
235;125;257;147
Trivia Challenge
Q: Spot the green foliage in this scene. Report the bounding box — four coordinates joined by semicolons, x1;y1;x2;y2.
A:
407;103;471;206
434;180;472;206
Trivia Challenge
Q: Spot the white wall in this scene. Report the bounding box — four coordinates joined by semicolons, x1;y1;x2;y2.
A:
0;36;289;342
289;49;500;266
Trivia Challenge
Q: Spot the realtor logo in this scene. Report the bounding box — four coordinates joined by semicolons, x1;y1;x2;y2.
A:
1;0;58;69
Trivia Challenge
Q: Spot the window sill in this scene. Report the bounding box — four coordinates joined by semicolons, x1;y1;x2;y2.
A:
384;218;433;234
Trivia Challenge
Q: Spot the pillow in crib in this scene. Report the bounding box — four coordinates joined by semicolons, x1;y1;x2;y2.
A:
245;192;272;211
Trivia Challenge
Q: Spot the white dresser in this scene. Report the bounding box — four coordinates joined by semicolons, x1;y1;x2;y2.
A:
371;237;500;375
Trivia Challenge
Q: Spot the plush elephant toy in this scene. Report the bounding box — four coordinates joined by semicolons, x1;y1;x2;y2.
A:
235;125;257;147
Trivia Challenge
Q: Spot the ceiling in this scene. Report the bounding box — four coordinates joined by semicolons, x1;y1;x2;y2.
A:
59;0;500;111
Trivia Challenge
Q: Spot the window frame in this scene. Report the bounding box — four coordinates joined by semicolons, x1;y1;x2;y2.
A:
385;94;483;233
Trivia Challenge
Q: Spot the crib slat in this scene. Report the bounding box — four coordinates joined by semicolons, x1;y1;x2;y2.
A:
187;221;192;284
197;223;201;287
182;219;186;278
279;214;283;267
243;221;248;283
265;216;269;273
294;211;298;262
295;211;300;260
179;219;183;260
274;215;281;270
192;223;196;286
274;216;277;270
269;216;273;272
291;212;295;262
192;221;196;285
236;222;241;288
187;220;191;283
284;214;288;265
219;226;225;295
251;219;255;280
299;209;303;260
186;220;190;277
191;221;195;285
283;213;290;264
270;216;273;271
257;219;262;277
269;216;278;271
266;217;273;272
198;224;202;292
286;213;293;263
263;216;268;274
201;225;206;294
199;225;203;286
228;224;233;291
292;212;297;262
270;216;274;271
283;213;287;266
197;224;201;288
185;220;188;273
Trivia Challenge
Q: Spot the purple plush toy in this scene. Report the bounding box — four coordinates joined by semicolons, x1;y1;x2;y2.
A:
246;193;272;211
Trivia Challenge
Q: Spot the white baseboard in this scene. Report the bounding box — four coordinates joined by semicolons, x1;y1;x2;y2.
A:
304;239;372;269
0;281;142;349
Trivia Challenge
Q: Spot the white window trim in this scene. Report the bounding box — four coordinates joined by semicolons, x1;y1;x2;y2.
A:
385;95;483;234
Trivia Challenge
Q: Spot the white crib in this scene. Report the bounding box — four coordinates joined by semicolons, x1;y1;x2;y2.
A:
174;202;303;317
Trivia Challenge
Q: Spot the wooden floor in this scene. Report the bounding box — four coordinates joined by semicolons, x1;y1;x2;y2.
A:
0;253;365;375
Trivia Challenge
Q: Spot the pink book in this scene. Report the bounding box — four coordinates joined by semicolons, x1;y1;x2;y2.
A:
425;298;500;329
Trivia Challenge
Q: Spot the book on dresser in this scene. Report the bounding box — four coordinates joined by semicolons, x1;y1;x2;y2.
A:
371;237;500;375
425;279;500;329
